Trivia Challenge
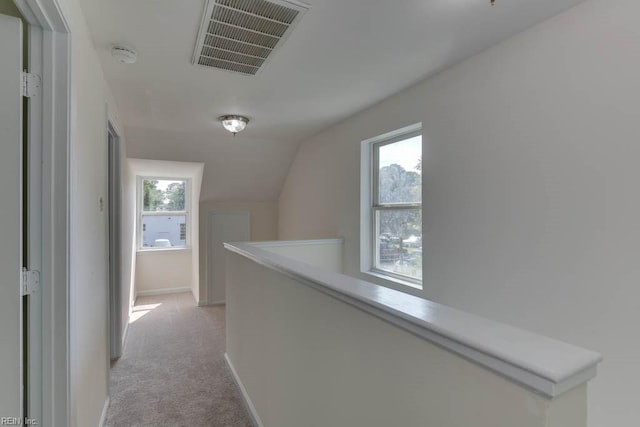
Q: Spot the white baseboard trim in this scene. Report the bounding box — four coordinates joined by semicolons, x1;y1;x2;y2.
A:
99;396;110;427
135;287;192;297
224;353;263;427
199;299;225;306
121;321;129;349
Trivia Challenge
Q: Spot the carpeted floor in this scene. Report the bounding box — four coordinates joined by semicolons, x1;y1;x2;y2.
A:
105;292;254;427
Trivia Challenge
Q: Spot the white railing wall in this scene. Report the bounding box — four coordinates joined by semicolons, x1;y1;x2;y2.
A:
224;240;601;427
249;239;343;273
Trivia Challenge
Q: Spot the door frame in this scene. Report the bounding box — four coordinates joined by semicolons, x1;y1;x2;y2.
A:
0;11;26;420
14;0;71;424
107;118;122;360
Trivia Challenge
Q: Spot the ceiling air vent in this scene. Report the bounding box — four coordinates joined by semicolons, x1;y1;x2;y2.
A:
193;0;309;76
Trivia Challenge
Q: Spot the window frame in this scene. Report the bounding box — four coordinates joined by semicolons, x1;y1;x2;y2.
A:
137;176;191;251
361;123;423;288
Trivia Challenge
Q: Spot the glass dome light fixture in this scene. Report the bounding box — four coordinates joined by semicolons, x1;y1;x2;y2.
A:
218;115;249;135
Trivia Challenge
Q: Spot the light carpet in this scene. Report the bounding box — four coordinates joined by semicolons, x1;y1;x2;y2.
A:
105;292;254;427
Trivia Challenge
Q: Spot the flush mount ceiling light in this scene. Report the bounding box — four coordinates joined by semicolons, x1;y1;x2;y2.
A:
218;115;249;135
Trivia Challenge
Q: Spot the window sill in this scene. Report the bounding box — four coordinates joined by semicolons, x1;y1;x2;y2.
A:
137;247;192;255
363;270;423;290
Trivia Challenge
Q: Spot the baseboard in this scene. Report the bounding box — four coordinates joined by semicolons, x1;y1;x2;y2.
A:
224;353;263;427
135;287;192;297
198;299;225;306
99;396;110;427
121;321;129;349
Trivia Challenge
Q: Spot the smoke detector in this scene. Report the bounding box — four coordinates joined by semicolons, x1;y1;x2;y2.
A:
111;46;138;64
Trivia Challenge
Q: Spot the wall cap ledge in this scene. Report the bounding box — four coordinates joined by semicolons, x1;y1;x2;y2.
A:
225;240;602;398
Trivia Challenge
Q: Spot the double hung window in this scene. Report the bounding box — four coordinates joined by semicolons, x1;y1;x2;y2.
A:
138;178;189;249
365;125;422;285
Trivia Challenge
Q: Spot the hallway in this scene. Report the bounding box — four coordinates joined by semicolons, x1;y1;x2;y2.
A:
105;292;253;426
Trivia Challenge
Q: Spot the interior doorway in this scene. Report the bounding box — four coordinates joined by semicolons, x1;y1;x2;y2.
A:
0;5;27;420
6;0;73;424
108;122;122;360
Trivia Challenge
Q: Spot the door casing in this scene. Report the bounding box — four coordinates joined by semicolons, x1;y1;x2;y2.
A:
108;121;123;360
13;0;72;424
0;11;25;419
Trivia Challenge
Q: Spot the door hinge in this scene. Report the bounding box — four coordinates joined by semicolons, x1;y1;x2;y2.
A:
22;71;41;98
21;268;40;296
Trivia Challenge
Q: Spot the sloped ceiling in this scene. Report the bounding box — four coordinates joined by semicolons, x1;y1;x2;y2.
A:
80;0;584;201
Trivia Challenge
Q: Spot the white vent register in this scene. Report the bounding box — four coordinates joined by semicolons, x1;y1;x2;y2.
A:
193;0;309;75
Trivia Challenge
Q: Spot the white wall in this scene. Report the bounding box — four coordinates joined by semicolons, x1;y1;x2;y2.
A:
57;0;128;424
277;0;640;425
198;200;278;302
226;251;588;427
251;239;343;273
135;250;192;296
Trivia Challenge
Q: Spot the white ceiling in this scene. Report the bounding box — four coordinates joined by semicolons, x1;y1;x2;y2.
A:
80;0;584;201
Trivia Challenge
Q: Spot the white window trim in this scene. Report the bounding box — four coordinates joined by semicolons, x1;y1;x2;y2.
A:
137;247;192;255
137;176;191;251
360;123;423;289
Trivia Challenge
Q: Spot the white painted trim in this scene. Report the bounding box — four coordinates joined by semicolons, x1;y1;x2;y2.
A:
136;287;192;298
361;122;423;147
107;122;123;361
136;175;192;251
106;107;123;140
199;300;225;306
225;242;602;398
121;322;129;350
250;238;343;248
48;26;71;427
26;21;44;427
99;396;110;427
11;0;72;425
363;270;422;290
0;13;26;420
360;123;424;290
224;353;263;427
136;247;192;255
360;136;373;275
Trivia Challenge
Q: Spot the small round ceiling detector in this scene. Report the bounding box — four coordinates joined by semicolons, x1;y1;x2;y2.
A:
111;46;138;64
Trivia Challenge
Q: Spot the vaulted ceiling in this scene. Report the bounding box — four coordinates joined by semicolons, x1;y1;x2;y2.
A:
80;0;583;201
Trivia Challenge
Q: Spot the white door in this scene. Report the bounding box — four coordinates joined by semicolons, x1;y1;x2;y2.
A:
0;13;24;418
208;211;250;304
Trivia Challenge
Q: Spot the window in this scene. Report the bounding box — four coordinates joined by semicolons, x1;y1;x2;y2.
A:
362;124;422;286
138;178;189;249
